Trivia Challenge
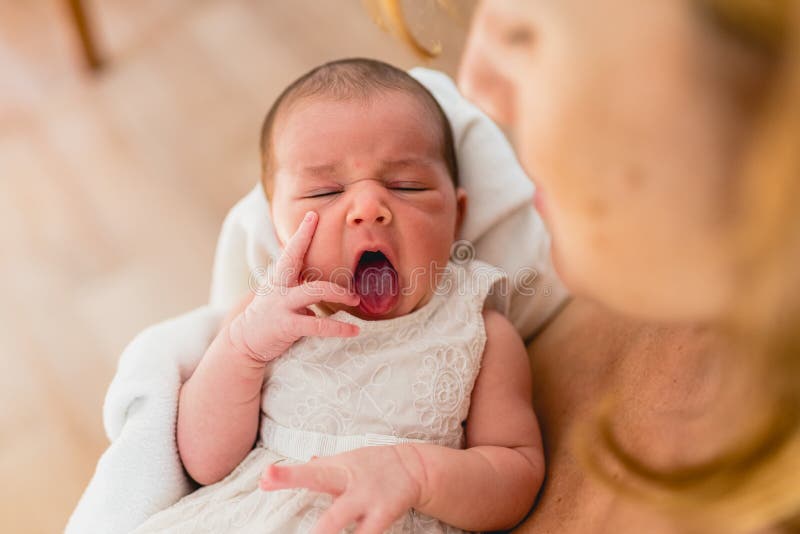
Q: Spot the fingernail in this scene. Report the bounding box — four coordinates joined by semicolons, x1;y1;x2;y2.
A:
304;211;314;222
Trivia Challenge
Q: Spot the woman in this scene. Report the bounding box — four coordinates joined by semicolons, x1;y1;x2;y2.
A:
378;1;800;532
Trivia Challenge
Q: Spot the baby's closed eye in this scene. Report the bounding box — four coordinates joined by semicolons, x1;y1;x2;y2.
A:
304;189;343;199
388;182;429;192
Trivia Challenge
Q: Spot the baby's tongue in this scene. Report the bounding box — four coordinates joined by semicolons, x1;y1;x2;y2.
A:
354;252;399;316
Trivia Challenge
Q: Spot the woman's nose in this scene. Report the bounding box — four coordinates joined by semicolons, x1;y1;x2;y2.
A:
458;17;515;126
345;189;392;227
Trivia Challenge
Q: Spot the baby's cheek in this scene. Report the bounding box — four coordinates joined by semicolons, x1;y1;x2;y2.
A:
300;238;340;282
408;224;456;275
411;191;456;224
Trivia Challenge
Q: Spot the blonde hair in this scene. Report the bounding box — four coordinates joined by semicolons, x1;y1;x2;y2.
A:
369;1;800;531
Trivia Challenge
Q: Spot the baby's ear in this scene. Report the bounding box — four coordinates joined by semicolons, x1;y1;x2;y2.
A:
454;187;467;239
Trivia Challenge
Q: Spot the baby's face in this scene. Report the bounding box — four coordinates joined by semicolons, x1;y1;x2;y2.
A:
270;90;465;320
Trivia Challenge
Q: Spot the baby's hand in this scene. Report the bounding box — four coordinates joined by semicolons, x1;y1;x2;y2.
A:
259;445;426;534
228;211;360;363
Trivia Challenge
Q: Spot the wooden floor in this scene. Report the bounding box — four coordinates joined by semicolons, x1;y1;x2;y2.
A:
0;1;470;531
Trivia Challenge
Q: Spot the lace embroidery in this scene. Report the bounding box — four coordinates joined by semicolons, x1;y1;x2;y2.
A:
412;346;471;435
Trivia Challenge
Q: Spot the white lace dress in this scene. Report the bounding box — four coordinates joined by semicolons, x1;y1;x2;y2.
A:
133;260;506;534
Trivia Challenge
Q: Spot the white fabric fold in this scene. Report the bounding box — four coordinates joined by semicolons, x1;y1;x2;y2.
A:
67;306;224;534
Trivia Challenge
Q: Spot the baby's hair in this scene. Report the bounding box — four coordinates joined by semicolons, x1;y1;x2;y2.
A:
259;58;459;200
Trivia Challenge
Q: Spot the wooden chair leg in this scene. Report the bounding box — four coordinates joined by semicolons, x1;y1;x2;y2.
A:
65;0;103;71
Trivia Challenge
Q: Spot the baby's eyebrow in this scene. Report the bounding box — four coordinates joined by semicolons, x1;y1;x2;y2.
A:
300;163;340;176
381;157;437;171
300;158;436;176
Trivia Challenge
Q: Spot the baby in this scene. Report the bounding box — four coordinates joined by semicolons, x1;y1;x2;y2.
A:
134;58;544;534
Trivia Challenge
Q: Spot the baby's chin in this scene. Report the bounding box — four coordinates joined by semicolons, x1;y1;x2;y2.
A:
319;298;401;321
318;291;431;321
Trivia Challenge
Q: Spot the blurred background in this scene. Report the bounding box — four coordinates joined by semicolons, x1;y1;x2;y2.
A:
0;1;472;531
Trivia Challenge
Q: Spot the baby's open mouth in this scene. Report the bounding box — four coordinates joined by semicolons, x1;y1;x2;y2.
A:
353;250;399;316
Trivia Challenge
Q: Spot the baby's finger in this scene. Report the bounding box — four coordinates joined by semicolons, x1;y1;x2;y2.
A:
273;211;317;286
287;281;359;310
295;316;360;338
260;463;348;495
354;510;398;534
311;494;362;534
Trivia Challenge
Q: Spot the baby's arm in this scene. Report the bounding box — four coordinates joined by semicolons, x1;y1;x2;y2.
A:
178;211;359;486
176;292;262;486
261;309;544;533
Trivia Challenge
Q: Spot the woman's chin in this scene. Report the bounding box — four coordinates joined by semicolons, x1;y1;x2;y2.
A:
550;237;636;316
549;238;577;293
552;239;727;323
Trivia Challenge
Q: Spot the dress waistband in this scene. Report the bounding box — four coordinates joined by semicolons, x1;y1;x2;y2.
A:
258;418;455;462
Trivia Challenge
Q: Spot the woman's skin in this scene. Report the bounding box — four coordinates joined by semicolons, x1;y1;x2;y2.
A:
522;301;742;533
457;1;771;532
459;0;764;322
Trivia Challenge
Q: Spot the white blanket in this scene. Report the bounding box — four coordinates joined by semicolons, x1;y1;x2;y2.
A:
66;68;567;533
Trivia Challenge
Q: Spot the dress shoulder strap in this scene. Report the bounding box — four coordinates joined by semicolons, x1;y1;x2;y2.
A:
446;258;509;316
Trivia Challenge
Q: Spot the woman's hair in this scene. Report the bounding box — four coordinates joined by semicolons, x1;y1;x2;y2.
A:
369;1;800;531
258;57;458;201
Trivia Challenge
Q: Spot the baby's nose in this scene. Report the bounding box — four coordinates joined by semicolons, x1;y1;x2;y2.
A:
346;191;392;227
